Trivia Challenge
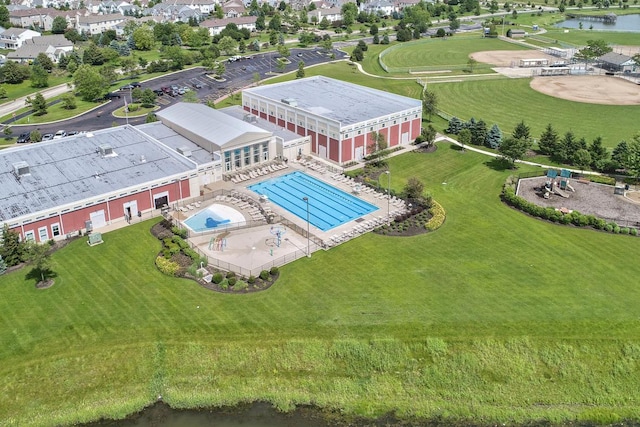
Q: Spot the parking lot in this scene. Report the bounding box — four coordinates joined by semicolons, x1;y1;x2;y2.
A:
12;47;348;138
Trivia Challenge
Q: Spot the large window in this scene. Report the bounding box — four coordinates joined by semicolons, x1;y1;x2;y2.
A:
243;146;250;167
234;149;241;169
253;144;260;163
24;230;35;242
38;227;48;242
51;223;61;237
224;151;231;171
262;142;269;161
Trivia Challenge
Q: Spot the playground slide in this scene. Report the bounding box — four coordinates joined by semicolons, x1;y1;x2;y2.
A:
566;183;575;192
554;187;570;198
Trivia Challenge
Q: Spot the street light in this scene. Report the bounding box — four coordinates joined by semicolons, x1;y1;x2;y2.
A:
303;197;311;257
384;170;391;225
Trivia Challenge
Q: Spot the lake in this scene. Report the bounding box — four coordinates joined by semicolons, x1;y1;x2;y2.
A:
554;13;640;32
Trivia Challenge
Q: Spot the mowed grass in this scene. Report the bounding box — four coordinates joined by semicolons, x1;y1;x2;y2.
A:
380;36;531;69
3;146;640;425
429;78;640;147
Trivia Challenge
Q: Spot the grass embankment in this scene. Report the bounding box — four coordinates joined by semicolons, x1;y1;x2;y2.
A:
2;146;640;426
1;97;103;125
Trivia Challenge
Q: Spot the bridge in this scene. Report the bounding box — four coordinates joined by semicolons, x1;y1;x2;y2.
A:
565;12;617;23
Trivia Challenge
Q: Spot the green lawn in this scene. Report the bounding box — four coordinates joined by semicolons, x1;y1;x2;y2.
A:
2;145;640;426
1;97;103;125
0;74;71;105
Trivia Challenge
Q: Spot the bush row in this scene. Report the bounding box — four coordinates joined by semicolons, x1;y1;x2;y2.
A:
155;256;180;276
502;182;637;236
425;200;446;231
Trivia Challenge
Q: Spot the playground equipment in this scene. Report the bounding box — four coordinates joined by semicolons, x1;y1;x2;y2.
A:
544;169;575;199
209;232;229;251
268;225;286;248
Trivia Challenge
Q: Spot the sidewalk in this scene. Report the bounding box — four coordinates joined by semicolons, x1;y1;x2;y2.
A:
0;83;72;120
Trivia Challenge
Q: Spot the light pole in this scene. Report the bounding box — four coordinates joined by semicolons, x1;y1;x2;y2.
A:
303;197;311;257
384;170;391;225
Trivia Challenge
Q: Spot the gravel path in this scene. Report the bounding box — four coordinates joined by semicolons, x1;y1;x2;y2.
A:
517;176;640;226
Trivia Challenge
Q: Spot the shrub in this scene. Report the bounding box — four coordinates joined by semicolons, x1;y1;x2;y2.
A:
247;275;256;284
172;235;189;249
270;266;279;275
155;256;180;276
171;226;187;238
226;271;236;278
212;272;223;284
233;280;248;291
604;224;613;232
228;276;237;286
425;200;445;231
613;225;621;234
630;228;638;236
587;175;616;186
620;227;629;235
260;270;270;280
183;247;199;261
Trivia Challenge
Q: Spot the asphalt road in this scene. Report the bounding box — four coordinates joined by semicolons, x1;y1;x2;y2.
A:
11;46;349;139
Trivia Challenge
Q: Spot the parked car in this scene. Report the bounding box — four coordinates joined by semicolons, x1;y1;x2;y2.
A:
161;86;172;94
297;52;303;57
120;84;134;91
17;132;30;143
192;82;203;89
67;131;79;136
177;87;186;95
153;89;164;96
103;92;121;100
170;84;179;91
42;133;54;141
130;82;142;88
53;130;66;139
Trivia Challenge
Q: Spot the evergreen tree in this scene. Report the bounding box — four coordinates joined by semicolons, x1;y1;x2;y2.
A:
611;140;629;169
0;225;25;267
296;61;305;78
538;123;558;155
588;136;608;171
0;254;6;275
446;116;463;134
26;92;47;115
485;124;502;148
512;120;530;141
471;119;487;146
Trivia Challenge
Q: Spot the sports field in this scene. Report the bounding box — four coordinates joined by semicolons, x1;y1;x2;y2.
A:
3;146;640;426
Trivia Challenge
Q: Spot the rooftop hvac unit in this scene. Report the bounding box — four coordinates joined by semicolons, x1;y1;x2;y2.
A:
243;114;257;123
281;98;297;107
99;144;113;156
177;146;192;157
13;161;30;177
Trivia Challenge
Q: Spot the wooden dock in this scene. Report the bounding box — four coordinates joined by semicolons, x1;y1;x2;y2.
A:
565;12;617;23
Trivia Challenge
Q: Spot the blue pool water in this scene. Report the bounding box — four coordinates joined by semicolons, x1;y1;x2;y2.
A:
184;207;231;232
248;171;378;231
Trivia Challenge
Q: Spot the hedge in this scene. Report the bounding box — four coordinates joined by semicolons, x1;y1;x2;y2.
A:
425;200;446;231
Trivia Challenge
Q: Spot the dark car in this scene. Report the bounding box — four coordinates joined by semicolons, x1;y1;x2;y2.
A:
161;86;172;94
192;82;203;89
153;89;164;96
17;132;30;143
130;82;142;88
103;92;122;100
120;84;134;91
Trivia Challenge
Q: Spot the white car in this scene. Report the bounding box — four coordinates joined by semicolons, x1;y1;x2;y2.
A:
53;130;66;139
42;133;54;141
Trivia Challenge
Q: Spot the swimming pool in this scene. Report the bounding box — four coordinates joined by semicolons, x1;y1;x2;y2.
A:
248;171;378;231
184;204;246;232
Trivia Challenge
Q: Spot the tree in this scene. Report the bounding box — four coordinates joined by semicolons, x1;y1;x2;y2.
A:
35;53;54;71
368;131;387;153
277;44;290;58
471;119;487;146
83;43;106;65
422;89;438;122
403;177;424;199
574;39;612;68
0;225;25;267
611;140;629;169
318;17;329;30
140;88;157;107
382;35;390;44
485;124;502;149
626;134;640;181
145;112;157;123
30;129;42;143
0;5;9;28
458;128;471;151
268;14;282;31
256;15;266;31
30;65;49;88
215;62;226;77
61;93;77;110
499;136;531;167
557;130;584;164
320;38;332;53
370;24;379;35
132;26;155;50
218;35;238;55
296;61;305;78
341;2;358;26
26;242;53;285
588;136;608;170
357;40;368;52
422;124;437;147
52;16;68;34
3;125;11;140
26;93;47;116
467;57;478;72
73;64;106;101
1;61;31;84
351;46;364;61
512;120;530;141
446;116;463;134
538;123;558;155
573;149;592;173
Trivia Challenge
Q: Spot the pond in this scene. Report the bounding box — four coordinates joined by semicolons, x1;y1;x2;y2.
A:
81;402;384;427
554;13;640;32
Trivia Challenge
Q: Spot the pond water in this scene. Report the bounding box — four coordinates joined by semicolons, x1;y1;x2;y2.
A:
82;402;355;427
554;13;640;32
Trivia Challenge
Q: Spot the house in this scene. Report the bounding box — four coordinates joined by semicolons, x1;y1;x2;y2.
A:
308;6;342;23
360;0;393;17
598;52;637;73
242;76;423;165
77;13;126;35
8;8;57;31
7;34;74;63
221;0;246;18
201;16;257;36
0;28;41;50
163;0;216;14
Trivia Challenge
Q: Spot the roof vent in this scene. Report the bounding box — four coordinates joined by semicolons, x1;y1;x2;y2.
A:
140;155;146;163
99;144;114;157
13;161;30;177
177;146;192;157
243;114;257;123
281;98;297;107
